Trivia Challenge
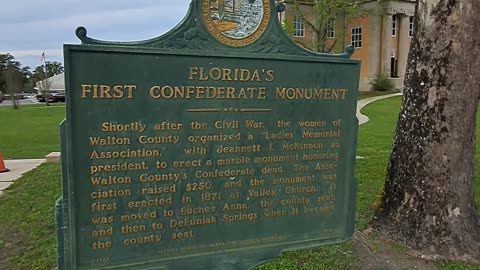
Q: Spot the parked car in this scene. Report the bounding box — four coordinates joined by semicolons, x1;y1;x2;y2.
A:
49;93;66;103
36;94;46;102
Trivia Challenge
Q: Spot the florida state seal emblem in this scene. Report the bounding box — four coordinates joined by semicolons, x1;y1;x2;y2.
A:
202;0;271;47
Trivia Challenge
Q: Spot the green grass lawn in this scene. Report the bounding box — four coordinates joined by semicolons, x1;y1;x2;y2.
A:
0;105;65;159
0;163;61;270
0;97;479;269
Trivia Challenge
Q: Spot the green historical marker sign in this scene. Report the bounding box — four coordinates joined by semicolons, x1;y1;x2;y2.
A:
56;0;360;269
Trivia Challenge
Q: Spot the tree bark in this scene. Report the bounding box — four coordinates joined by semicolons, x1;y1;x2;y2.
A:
372;0;480;263
4;66;22;110
12;93;19;110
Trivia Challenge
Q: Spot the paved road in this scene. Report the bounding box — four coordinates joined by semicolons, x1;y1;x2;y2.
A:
0;99;38;107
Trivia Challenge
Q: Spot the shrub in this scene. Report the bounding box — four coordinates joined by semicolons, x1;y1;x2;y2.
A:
369;73;394;92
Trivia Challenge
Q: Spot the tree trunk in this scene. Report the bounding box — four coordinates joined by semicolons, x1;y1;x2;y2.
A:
372;0;480;263
4;66;22;110
45;91;50;106
12;93;19;110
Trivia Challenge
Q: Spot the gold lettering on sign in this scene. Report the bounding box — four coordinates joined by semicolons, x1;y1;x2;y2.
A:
171;230;195;240
91;216;114;225
91;202;118;212
89;162;148;175
262;131;295;140
90;189;132;199
138;135;180;145
223;213;258;224
216;145;261;154
298;121;327;127
223;203;249;212
81;84;136;99
275;87;347;100
180;206;216;215
194;168;255;179
263;209;288;218
282;143;324;151
120;211;157;222
90;136;130;146
187;133;241;144
91;176;132;186
154;122;183;131
281;197;311;206
302;130;340;139
149;85;267;100
248;189;277;198
254;154;299;164
91;227;113;238
170;216;218;228
122;235;162;246
90;149;160;160
138;173;181;183
216;157;250;166
188;67;275;82
141;184;177;195
127;197;173;209
303;152;339;161
92;240;112;249
272;175;316;185
245;120;264;129
101;122;146;133
303;206;335;215
214;121;239;130
79;55;353;258
284;185;318;195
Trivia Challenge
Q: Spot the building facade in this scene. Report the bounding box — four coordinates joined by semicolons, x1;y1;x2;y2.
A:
35;73;65;94
283;0;416;91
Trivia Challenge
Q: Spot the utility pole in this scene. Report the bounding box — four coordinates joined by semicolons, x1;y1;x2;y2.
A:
41;51;50;106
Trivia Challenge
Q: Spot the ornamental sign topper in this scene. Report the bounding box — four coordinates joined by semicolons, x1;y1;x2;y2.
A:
202;0;270;47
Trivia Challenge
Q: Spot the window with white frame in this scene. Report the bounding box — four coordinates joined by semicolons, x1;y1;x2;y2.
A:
326;19;335;39
392;15;397;36
409;16;414;37
351;27;362;48
293;16;305;37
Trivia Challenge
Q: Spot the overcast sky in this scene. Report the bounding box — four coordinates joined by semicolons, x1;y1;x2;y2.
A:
1;0;191;70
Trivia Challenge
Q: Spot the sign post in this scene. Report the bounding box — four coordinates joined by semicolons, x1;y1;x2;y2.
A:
56;1;360;269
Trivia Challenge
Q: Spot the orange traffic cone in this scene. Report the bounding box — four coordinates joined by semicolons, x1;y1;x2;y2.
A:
0;151;9;173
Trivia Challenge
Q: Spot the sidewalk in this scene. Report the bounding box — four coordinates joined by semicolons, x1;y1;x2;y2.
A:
0;159;44;196
0;93;403;196
357;93;403;125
